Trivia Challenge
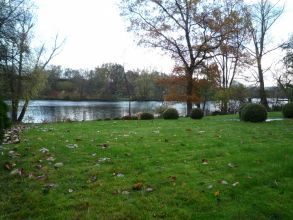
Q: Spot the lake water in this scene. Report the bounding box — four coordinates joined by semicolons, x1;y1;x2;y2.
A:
12;98;287;123
15;100;218;123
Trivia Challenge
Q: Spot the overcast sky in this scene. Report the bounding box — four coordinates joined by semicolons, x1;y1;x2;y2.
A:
35;0;293;79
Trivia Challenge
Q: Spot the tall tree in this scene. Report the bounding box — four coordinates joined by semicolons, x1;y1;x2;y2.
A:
120;0;244;115
211;0;251;113
0;0;63;122
246;0;283;108
278;35;293;101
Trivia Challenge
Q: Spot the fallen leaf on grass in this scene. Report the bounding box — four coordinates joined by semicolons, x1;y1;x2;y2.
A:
54;162;64;168
98;157;111;163
146;187;154;192
8;151;21;158
168;176;177;182
99;143;109;149
121;190;130;195
113;172;125;177
39;148;49;153
43;183;57;194
207;184;213;189
112;190;119;195
202;159;209;165
4;162;15;171
10;168;24;176
214;191;220;197
66;144;78;149
219;180;228;185
132;182;143;190
87;176;97;183
46;157;55;162
35;164;42;170
227;163;237;168
44;183;57;188
36;175;48;180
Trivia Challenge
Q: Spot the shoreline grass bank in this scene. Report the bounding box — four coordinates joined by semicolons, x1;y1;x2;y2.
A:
1;113;292;219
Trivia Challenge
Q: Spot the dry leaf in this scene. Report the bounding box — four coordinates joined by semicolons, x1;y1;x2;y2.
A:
168;176;177;181
214;191;220;197
202;159;208;165
220;180;228;185
133;182;143;190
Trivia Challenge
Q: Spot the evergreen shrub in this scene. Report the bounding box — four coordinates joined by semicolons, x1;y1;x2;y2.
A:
140;112;154;120
240;103;267;122
238;103;249;118
162;108;179;119
282;103;293;118
190;108;204;119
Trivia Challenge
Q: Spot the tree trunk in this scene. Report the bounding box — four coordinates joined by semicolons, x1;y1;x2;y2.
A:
128;100;131;116
11;99;18;123
257;58;269;109
124;71;132;116
17;99;29;122
186;71;193;116
222;100;228;114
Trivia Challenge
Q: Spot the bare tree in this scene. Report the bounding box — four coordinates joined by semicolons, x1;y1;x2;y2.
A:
17;35;65;122
211;0;251;113
0;0;64;123
120;0;245;115
246;0;284;108
277;35;293;101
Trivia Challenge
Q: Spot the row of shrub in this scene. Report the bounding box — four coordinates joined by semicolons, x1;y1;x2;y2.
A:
0;99;11;144
119;108;204;120
238;102;293;122
121;102;293;122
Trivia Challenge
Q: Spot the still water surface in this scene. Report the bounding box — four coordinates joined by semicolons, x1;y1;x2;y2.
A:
13;98;286;123
20;100;197;123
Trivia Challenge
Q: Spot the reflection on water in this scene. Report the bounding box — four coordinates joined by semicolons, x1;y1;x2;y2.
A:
12;98;287;123
19;100;191;123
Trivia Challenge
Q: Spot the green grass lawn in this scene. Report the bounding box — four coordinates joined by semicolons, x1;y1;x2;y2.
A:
0;113;292;220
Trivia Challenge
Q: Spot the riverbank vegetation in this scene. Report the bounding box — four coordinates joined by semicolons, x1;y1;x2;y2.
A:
1;113;292;219
2;63;288;104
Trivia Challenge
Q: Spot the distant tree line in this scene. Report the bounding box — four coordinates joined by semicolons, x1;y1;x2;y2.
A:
2;62;283;106
36;63;167;101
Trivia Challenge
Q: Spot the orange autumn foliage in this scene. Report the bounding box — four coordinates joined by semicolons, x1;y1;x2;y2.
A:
156;64;220;103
